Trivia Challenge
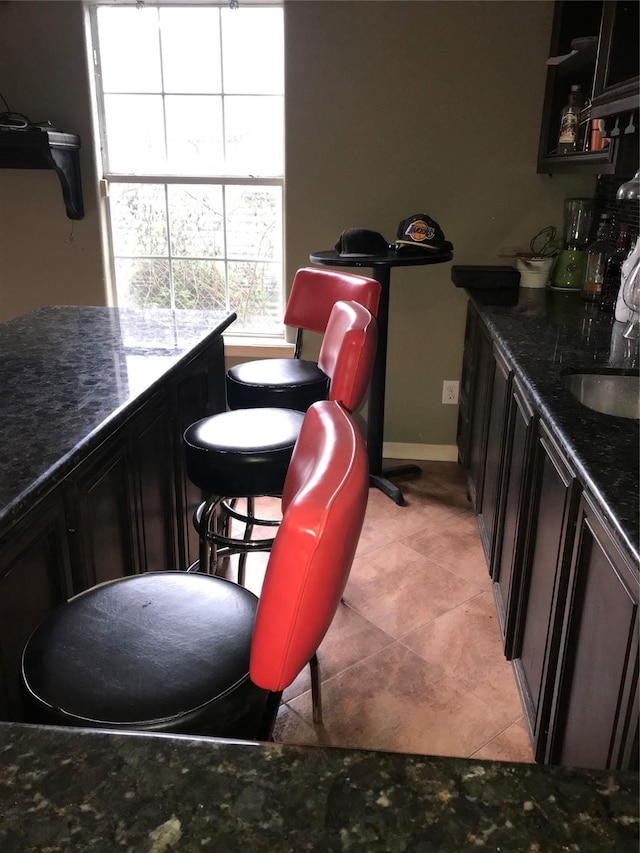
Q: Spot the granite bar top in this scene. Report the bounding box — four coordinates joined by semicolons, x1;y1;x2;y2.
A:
0;306;236;533
469;288;639;564
0;723;637;852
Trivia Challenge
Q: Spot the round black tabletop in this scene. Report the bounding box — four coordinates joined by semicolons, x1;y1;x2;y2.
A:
309;249;453;270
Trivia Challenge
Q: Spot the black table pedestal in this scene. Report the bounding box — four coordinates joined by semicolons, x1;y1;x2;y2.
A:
370;464;423;505
310;249;452;505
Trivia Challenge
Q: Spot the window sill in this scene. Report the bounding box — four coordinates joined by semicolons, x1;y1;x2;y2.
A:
223;335;295;359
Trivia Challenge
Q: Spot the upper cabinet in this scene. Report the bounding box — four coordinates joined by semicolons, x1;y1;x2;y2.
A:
592;1;640;116
538;1;639;175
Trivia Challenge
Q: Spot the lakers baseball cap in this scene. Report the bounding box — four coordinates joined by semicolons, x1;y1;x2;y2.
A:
394;215;453;254
335;228;389;257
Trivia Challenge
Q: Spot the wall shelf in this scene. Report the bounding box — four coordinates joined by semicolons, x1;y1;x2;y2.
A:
0;127;84;220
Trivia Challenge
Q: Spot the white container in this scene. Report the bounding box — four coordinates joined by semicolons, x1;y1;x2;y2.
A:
516;256;555;289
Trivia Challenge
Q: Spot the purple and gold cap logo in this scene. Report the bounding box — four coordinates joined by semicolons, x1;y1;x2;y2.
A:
403;219;436;243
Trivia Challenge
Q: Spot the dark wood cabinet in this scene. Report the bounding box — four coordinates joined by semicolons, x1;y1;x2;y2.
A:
512;424;581;762
457;302;494;515
491;377;537;658
0;330;227;722
65;437;139;590
547;494;639;770
131;395;179;573
476;344;511;568
458;300;638;770
0;492;72;720
537;1;639;175
173;339;226;570
592;1;640;116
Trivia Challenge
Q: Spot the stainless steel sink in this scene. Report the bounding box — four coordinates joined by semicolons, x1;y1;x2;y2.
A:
563;370;640;420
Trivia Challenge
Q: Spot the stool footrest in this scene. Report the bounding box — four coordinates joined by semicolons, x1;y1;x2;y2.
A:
194;497;280;575
221;498;282;528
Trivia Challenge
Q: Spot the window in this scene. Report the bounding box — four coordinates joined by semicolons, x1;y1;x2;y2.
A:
90;3;284;335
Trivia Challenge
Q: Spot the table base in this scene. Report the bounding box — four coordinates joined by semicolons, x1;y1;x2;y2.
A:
370;463;422;506
309;248;452;507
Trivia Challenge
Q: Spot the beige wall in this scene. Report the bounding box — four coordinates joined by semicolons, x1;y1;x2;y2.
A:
285;0;593;449
0;0;593;450
0;1;106;319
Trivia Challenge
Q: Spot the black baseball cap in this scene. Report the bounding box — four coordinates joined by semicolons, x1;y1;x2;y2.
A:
394;214;453;254
335;228;389;257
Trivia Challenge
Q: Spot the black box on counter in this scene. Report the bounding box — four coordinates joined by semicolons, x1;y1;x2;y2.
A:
451;265;520;305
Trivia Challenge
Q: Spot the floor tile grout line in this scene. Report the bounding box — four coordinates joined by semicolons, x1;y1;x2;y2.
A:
468;715;531;760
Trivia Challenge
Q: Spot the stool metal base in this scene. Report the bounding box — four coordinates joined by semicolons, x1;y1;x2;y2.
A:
191;496;325;725
192;495;281;583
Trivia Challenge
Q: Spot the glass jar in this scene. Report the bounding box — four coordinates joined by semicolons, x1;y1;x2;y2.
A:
581;213;614;302
599;223;634;312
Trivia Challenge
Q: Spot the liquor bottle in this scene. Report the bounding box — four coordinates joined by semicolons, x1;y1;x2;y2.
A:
581;213;614;302
599;223;634;312
558;85;585;154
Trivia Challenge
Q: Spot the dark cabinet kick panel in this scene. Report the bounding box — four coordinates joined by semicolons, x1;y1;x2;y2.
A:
458;295;638;771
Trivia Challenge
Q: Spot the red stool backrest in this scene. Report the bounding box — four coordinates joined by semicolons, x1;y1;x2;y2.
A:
319;300;377;413
249;400;369;692
283;267;381;334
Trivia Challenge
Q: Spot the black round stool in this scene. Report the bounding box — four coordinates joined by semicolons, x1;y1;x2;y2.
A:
22;572;275;739
183;406;304;579
226;358;329;411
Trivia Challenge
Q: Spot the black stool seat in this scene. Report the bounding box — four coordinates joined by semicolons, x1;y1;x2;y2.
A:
22;573;270;736
184;407;305;497
226;358;329;411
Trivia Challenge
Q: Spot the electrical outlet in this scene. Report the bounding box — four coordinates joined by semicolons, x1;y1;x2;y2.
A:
442;380;459;405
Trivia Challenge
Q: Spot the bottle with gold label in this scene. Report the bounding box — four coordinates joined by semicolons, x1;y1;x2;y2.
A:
558;85;585;154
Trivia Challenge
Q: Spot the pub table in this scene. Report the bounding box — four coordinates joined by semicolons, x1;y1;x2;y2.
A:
310;248;453;505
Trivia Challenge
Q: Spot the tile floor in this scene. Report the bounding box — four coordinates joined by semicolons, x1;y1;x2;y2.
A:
223;459;534;764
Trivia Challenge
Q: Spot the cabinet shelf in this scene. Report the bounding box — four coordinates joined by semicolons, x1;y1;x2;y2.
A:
0;127;84;220
538;148;622;175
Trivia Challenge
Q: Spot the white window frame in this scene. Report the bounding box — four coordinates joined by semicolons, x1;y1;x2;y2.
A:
87;1;286;345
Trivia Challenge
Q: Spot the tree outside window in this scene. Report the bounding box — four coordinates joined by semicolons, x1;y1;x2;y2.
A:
92;3;284;334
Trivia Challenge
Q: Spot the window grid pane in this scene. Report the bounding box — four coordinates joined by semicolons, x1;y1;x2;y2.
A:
94;4;284;332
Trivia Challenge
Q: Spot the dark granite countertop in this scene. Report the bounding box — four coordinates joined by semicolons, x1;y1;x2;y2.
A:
468;288;639;564
0;722;637;852
0;306;236;533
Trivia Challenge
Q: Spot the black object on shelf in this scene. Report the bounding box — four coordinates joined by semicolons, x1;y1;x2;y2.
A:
0;127;84;219
451;265;520;305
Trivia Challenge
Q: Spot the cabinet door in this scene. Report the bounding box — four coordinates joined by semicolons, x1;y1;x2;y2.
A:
173;339;226;569
65;437;138;590
547;494;639;770
492;378;536;658
464;318;493;513
512;424;580;761
592;0;640;112
476;344;511;567
456;303;478;472
0;492;72;721
131;394;179;572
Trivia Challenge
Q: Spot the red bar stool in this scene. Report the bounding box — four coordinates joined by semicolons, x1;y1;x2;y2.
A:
226;267;380;411
22;401;369;740
184;299;377;580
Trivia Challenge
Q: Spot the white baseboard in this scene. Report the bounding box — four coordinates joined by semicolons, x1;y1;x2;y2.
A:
383;442;458;462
